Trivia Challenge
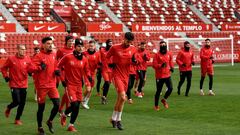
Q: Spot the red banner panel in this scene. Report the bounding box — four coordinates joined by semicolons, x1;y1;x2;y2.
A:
54;6;72;17
28;23;66;32
221;24;240;31
0;23;16;32
132;24;212;32
87;23;123;32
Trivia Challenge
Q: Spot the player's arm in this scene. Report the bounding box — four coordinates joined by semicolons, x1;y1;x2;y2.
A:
152;54;162;69
191;52;195;65
106;46;114;59
131;47;139;64
176;51;183;66
143;51;151;61
84;59;92;84
169;53;174;69
27;54;45;72
106;47;116;68
1;57;11;80
135;52;144;64
96;52;102;66
56;49;62;60
200;48;210;60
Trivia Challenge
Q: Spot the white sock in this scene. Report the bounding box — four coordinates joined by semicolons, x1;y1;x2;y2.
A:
209;90;213;93
68;123;74;127
116;112;122;121
200;89;203;92
85;97;89;105
111;111;117;121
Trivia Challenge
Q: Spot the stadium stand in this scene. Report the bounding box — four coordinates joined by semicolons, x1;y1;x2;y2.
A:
1;0;112;30
105;0;203;28
190;0;240;29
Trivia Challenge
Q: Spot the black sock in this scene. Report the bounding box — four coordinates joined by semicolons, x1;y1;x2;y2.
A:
37;103;45;127
200;76;205;89
103;81;110;97
48;98;59;122
209;75;213;90
70;102;80;124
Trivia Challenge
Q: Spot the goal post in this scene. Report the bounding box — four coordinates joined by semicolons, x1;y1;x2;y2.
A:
161;37;235;66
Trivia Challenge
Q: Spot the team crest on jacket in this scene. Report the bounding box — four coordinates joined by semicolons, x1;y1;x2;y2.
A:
129;51;132;55
70;61;74;65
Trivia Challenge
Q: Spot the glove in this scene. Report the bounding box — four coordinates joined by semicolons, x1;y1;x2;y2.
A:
28;72;32;77
210;56;214;60
97;68;102;74
54;70;61;76
62;81;67;87
161;62;167;68
108;63;116;68
88;76;93;83
131;54;137;63
182;63;186;67
4;77;10;82
170;68;174;73
191;62;195;66
40;62;46;70
212;60;215;64
98;62;102;66
143;54;148;61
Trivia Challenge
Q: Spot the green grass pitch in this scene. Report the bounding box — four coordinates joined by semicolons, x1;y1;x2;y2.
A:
0;64;239;135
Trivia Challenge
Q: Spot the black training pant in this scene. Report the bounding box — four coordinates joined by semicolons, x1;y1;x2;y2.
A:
7;88;27;120
154;77;173;106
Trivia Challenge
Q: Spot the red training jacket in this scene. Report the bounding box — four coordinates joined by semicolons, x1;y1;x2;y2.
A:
58;53;91;86
200;46;214;68
106;44;136;80
1;54;31;88
135;49;150;71
152;51;174;79
84;50;100;73
176;48;194;71
28;50;58;89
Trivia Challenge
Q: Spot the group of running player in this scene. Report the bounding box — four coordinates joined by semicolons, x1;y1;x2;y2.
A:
1;32;215;135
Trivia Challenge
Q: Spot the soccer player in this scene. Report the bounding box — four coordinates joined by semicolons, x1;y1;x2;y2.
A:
56;35;74;114
58;38;92;132
28;37;60;135
108;32;136;130
200;38;215;96
135;42;150;98
153;41;174;111
176;41;195;96
1;44;31;125
100;39;113;104
82;40;100;109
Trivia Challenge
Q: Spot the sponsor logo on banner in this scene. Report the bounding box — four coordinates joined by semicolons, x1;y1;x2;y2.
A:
34;25;45;31
54;6;72;17
0;23;16;32
99;23;112;31
87;23;122;32
28;23;65;32
47;26;59;31
221;24;240;31
132;24;212;32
